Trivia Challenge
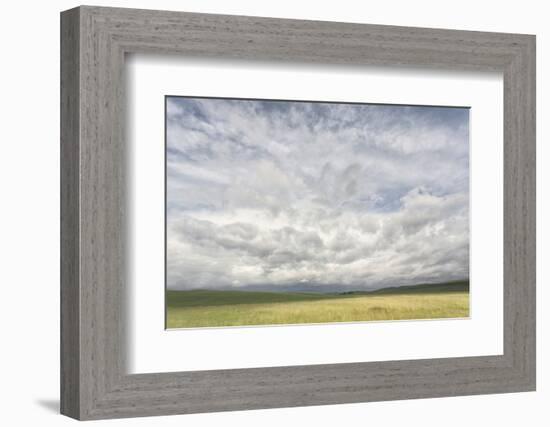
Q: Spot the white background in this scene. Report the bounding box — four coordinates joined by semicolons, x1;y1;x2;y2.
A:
129;57;503;373
0;1;547;426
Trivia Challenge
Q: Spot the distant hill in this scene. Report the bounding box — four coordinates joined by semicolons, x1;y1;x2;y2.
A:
173;280;469;295
342;280;469;295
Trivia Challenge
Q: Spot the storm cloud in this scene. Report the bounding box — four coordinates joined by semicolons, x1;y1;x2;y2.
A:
166;97;469;290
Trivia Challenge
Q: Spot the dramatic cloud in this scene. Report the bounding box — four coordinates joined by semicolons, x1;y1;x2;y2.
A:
166;97;469;290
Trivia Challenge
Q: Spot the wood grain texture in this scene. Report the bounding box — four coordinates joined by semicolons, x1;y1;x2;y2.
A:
60;7;80;419
60;5;536;420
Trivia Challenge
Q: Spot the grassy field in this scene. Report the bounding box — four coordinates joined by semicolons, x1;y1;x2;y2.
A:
166;281;469;328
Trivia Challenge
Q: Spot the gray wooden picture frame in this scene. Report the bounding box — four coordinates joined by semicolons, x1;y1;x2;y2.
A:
60;5;536;421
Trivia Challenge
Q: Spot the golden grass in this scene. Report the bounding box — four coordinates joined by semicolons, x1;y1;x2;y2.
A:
166;290;469;329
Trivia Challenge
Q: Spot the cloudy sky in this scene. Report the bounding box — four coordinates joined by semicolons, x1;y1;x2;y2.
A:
166;96;469;291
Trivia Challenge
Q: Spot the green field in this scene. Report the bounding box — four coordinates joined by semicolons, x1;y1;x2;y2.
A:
166;281;469;328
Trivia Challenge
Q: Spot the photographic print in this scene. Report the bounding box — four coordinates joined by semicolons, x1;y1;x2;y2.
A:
165;96;470;329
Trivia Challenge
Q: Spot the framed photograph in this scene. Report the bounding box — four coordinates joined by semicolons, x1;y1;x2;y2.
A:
164;96;471;330
61;6;535;420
